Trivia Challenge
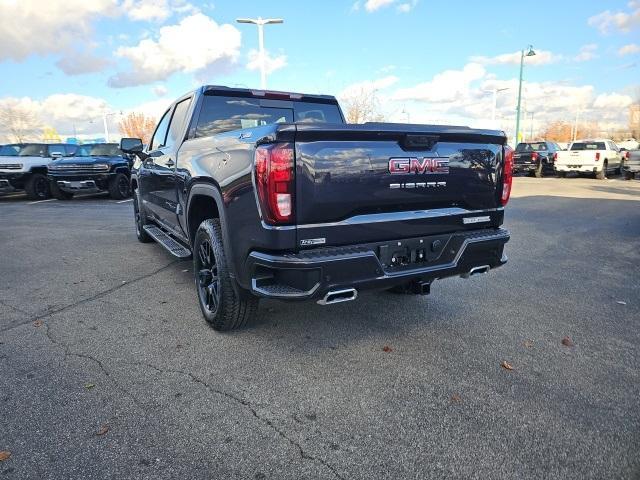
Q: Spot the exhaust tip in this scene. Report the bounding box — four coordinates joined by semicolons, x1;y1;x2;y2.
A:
317;288;358;305
461;265;491;279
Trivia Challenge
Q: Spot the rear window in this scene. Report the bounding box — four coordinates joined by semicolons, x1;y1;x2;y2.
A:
516;142;548;152
194;95;344;138
0;145;21;156
571;142;605;150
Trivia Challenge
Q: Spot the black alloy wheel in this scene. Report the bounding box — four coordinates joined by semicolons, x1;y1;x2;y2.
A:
196;238;221;317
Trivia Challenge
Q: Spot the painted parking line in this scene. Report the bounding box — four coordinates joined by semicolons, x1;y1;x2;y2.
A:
116;199;133;204
28;198;57;205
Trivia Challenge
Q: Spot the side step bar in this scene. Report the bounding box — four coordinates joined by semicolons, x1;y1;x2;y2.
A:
143;225;192;258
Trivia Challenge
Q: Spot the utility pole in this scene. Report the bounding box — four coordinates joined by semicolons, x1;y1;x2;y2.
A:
236;17;284;89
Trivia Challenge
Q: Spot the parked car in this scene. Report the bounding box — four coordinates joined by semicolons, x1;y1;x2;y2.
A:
47;143;132;200
513;141;561;177
622;149;640;180
120;86;511;331
0;143;76;199
555;139;624;179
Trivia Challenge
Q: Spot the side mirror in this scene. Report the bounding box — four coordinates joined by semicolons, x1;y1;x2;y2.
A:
50;152;63;159
120;138;144;153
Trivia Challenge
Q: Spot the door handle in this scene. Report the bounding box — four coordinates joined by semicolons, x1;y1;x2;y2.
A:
166;158;175;168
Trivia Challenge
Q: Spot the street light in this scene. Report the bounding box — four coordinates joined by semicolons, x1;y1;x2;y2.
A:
514;45;536;144
484;87;509;122
236;17;284;89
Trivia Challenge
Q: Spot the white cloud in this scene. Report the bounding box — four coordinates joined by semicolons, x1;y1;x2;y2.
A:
246;49;287;75
588;1;640;34
0;0;117;61
396;0;418;13
109;13;241;87
392;63;485;102
152;85;169;97
471;49;561;66
593;93;633;109
339;76;400;98
0;94;113;141
122;0;171;22
365;0;395;11
618;43;640;55
574;44;598;62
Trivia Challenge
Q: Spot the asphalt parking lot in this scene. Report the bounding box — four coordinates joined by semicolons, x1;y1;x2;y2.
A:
1;177;639;480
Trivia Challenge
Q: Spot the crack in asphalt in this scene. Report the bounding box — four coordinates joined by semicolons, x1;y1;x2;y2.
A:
41;320;147;411
137;362;346;480
0;261;179;335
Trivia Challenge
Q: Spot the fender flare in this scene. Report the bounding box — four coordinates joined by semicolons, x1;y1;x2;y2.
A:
186;183;237;279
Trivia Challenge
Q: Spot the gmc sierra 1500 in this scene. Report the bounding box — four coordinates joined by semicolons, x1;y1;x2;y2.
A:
121;86;511;331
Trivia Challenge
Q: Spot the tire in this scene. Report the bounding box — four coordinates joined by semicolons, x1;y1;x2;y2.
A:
193;219;258;331
557;171;567;178
596;161;607;180
616;161;623;175
534;162;544;178
24;173;50;200
108;173;131;200
624;171;634;180
50;181;74;200
132;189;153;243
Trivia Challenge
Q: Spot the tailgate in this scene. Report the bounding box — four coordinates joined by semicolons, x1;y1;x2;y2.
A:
557;151;594;166
292;124;506;246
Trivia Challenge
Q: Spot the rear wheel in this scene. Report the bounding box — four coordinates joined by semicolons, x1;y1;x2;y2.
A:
615;161;624;175
50;181;74;200
194;219;258;331
108;173;131;200
24;173;50;200
534;162;544;178
596;161;607;180
557;171;567;178
133;189;152;243
625;171;634;180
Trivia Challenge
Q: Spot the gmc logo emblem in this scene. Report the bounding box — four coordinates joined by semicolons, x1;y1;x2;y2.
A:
389;157;449;174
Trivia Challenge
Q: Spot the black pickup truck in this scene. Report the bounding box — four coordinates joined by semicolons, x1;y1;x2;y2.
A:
512;141;561;177
47;143;132;200
121;86;511;331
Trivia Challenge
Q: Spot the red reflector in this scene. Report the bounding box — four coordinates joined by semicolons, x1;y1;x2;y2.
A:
254;143;295;224
501;145;513;206
595;152;600;161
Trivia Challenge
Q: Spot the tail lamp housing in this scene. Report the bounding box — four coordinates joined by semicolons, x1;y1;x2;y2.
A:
501;145;514;206
595;152;600;161
254;143;295;224
531;152;538;161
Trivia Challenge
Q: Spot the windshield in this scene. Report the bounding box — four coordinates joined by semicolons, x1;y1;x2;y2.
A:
74;144;122;157
0;145;21;156
18;144;47;157
195;95;344;138
516;142;548;152
571;142;605;151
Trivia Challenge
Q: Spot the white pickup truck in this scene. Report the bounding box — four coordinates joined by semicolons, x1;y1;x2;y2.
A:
0;143;76;199
555;139;624;179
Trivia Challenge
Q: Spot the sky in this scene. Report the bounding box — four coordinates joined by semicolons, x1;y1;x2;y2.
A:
0;0;638;142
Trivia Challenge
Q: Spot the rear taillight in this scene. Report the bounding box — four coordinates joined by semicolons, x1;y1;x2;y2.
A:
501;146;513;206
531;152;538;161
553;152;558;162
595;152;600;161
625;151;630;159
254;143;295;224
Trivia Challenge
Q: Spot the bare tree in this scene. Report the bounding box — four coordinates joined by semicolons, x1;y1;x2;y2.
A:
118;112;157;145
0;105;42;142
341;88;385;124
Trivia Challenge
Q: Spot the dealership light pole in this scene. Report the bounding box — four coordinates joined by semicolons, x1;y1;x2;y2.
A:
514;45;536;144
236;17;284;90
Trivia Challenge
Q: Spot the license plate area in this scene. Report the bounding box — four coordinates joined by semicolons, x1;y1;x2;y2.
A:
378;234;452;270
